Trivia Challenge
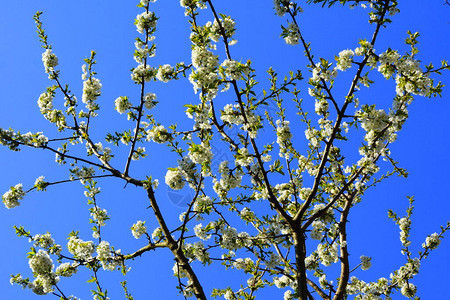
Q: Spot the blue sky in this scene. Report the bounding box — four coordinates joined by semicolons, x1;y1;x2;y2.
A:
0;1;449;299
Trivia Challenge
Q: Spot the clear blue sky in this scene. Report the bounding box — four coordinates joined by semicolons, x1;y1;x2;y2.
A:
0;1;449;299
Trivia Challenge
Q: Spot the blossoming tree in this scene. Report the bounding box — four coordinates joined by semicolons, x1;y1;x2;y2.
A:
1;0;449;299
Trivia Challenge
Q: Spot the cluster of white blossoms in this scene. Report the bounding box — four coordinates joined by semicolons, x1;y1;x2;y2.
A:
131;220;147;239
273;0;291;17
165;168;185;190
41;49;58;75
221;103;244;125
96;241;119;271
232;257;253;270
81;70;102;111
316;243;339;266
156;64;174;83
184;241;210;264
139;0;156;6
274;275;294;289
90;207;109;227
166;156;200;190
284;22;300;45
315;98;329;115
30;233;60;255
388;258;420;298
377;49;401;79
67;236;95;260
55;262;77;278
86;142;112;162
208;16;236;43
2;183;26;209
276;120;293;158
37;90;54;114
360;255;372;271
135;11;157;34
311;62;337;85
27;250;59;295
69;166;95;184
336;49;355;71
398;217;411;247
213;161;242;199
235;147;253;167
422;232;441;250
115;96;132;114
189;45;220;95
193;195;213;214
131;64;156;84
0;129;49;149
220;59;241;81
147;125;172;143
131;146;146;160
346;276;390;298
188;142;212;165
144;92;157;109
375;48;432;96
194;223;211;241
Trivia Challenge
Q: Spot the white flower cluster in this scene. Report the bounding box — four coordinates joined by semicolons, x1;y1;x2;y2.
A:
398;217;411;247
213;161;242;198
91;207;108;227
67;236;95;260
310;61;337;85
389;259;420;298
220;103;259;138
37;91;53;114
151;227;162;241
284;23;300;45
41;49;58;74
131;220;147;239
135;11;157;34
131;64;156;84
376;49;432;96
209;16;236;43
31;233;55;250
156;64;174;82
220;226;251;250
317;243;339;266
336;49;354;71
86;142;112;162
276;120;292;158
165;169;185;190
188;142;212;165
69;166;95;184
194;223;211;241
28;250;59;295
221;59;241;81
346;276;389;298
422;232;441;250
184;241;210;264
144;92;157;109
189;45;219;94
96;241;119;271
274;275;294;289
193;195;213;214
273;0;290;17
221;104;244;125
2;183;26;209
235;148;253;167
55;262;77;277
82;76;102;110
233;257;253;270
131;146;146;160
360;255;372;271
147;125;172;143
